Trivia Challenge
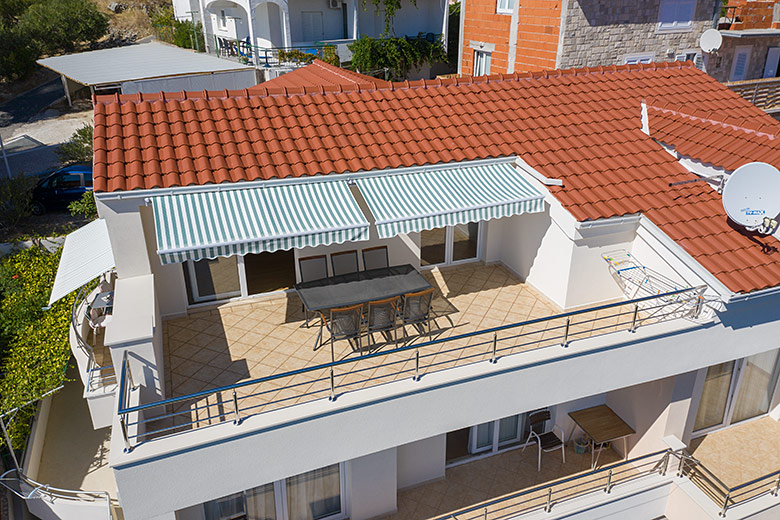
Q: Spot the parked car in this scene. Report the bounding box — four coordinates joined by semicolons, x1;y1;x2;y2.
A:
31;164;93;215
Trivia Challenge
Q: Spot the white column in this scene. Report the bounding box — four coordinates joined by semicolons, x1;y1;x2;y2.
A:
352;0;359;39
282;4;292;47
506;0;520;73
441;0;448;52
247;3;257;55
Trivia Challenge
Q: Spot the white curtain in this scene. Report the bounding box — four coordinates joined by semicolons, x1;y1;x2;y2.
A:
247;483;276;520
694;361;735;432
732;349;780;423
286;465;341;520
204;491;245;520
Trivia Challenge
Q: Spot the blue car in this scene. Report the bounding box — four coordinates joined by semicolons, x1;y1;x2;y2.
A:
31;164;93;215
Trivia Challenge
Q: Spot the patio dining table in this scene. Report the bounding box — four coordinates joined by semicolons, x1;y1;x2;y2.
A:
294;264;433;313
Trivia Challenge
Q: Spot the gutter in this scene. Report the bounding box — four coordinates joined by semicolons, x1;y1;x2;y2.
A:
95;156;520;201
727;284;780;303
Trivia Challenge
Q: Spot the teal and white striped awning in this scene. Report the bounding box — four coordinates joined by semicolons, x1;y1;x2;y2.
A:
356;162;545;238
151;182;369;264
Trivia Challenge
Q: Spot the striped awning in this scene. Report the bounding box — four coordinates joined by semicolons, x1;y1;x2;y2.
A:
151;182;370;264
356;162;545;238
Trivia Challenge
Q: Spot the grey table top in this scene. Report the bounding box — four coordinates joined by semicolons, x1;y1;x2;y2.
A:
91;291;114;310
294;264;432;312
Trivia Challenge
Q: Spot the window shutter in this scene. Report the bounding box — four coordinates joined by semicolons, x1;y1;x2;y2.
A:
733;52;749;80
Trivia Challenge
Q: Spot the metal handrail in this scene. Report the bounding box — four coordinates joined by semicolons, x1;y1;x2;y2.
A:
116;286;706;448
0;469;113;519
670;450;780;516
434;449;671;519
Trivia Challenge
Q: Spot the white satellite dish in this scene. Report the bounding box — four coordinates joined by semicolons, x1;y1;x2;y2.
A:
700;29;723;53
722;162;780;234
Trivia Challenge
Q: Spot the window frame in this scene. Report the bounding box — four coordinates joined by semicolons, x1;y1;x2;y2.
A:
473;50;491;76
623;52;654;65
496;0;513;15
730;46;752;81
657;0;696;33
419;222;484;268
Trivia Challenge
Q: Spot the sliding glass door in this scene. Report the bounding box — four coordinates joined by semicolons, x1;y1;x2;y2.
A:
446;414;526;465
203;464;345;520
694;349;780;435
420;223;482;267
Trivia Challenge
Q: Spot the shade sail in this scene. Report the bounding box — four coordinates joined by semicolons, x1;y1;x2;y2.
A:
355;162;545;238
49;219;115;305
151;182;370;264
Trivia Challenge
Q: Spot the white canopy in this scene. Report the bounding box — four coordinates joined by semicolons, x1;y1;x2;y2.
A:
49;219;115;305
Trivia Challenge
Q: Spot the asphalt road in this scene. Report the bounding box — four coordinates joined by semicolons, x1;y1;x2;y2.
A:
0;77;65;138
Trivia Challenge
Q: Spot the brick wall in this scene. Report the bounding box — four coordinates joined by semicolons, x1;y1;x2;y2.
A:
558;0;717;69
460;0;517;74
723;1;779;30
514;0;562;71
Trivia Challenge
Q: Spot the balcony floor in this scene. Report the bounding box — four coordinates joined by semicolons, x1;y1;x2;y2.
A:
689;416;780;488
160;263;632;430
386;445;625;520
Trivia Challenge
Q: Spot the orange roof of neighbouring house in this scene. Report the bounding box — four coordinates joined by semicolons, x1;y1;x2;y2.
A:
647;103;780;171
92;62;780;294
248;59;390;93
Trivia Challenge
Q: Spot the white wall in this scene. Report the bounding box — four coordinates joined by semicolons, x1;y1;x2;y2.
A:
121;69;259;95
289;0;345;43
139;206;189;318
97;196;152;280
553;393;606;444
397;434;446;489
348;448;398;520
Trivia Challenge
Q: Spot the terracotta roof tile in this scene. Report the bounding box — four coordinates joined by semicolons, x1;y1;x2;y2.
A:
93;61;780;294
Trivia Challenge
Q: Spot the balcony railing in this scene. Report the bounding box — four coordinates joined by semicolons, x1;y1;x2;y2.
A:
0;469;113;520
72;281;116;392
116;286;707;451
726;77;780;113
434;449;672;519
673;451;780;516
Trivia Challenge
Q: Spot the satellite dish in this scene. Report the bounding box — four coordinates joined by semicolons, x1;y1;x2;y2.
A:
722;162;780;234
700;29;723;53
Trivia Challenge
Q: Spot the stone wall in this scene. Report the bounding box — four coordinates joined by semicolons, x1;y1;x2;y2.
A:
557;0;718;69
707;34;780;82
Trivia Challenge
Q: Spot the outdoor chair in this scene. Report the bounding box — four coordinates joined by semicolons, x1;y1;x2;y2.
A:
319;304;364;356
362;246;389;271
401;287;435;339
87;306;112;332
522;409;566;471
299;255;329;326
331;250;359;276
366;296;400;350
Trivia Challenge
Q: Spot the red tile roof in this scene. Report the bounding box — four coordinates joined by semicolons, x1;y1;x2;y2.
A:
647;103;780;171
248;59;389;93
92;62;780;294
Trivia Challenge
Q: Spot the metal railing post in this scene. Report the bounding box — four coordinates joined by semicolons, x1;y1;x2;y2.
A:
605;469;613;493
772;475;780;496
482;507;487;520
720;492;730;517
661;451;670;476
329;367;336;400
414;348;420;380
544;488;552;512
119;416;132;453
562;317;570;347
629;304;639;332
232;389;241;425
490;332;497;363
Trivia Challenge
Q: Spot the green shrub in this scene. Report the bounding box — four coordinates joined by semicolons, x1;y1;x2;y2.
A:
0;246;73;449
152;6;205;51
57;123;93;165
278;49;317;65
68;190;97;220
0;173;37;229
322;45;340;67
349;34;446;80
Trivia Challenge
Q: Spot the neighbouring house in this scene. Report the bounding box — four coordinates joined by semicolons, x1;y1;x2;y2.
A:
174;0;449;72
37;42;258;102
18;61;780;520
457;0;721;75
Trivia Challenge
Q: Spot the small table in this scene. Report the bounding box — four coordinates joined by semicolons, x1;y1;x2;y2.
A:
568;404;635;470
91;290;114;313
294;264;432;313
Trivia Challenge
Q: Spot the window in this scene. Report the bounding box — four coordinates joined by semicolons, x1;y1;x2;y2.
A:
420;223;482;266
624;53;654;65
763;47;780;78
219;9;227;29
473;50;491;76
731;46;751;81
445;414;530;465
204;465;344;520
658;0;695;31
496;0;513;15
676;50;703;70
53;173;83;189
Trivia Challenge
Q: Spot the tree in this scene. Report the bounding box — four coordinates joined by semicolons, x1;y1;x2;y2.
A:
57;123;93;165
0;0;108;80
349;34;446;80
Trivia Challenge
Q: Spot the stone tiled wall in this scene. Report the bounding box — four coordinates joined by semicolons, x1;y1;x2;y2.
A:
557;0;718;69
707;34;780;82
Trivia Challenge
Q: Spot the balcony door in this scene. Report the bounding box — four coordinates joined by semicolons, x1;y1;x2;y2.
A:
445;413;527;465
693;348;780;435
420;222;482;267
